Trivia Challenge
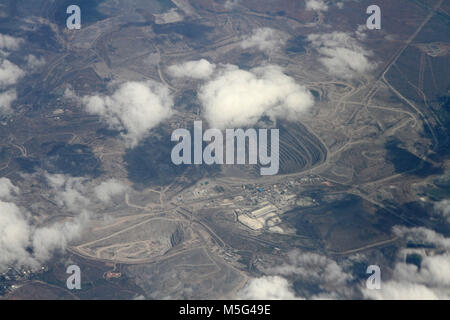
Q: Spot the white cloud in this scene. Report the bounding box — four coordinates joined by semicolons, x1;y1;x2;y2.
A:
63;87;77;100
224;0;239;10
238;227;450;300
0;89;17;114
238;276;299;300
167;59;216;79
32;211;89;262
365;281;442;300
0;59;23;113
355;24;368;41
268;251;353;287
363;226;450;300
82;81;174;147
265;250;354;299
0;34;25;114
305;0;329;12
0;59;25;88
363;254;450;300
0;34;23;51
307;32;376;79
239;250;355;300
26;54;46;70
0;200;34;270
393;226;450;249
435;199;450;223
94;179;127;203
46;174;91;213
198;64;314;129
0;178;89;272
241;28;288;53
0;177;19;200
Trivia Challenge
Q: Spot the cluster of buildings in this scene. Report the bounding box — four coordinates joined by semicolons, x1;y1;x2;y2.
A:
174;175;328;233
235;202;281;232
231;176;325;232
0;265;48;295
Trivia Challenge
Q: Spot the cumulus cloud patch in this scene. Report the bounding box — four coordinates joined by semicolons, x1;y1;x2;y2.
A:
241;28;288;53
305;0;329;12
355;24;369;41
46;174;91;213
0;178;89;271
167;59;216;79
0;59;24;114
0;59;25;88
0;201;34;270
238;275;298;300
365;281;443;300
82;81;174;148
307;32;376;79
26;54;46;71
0;174;132;271
363;226;450;300
31;212;89;263
364;255;450;300
0;89;17;114
224;0;239;10
198;65;314;129
393;226;450;249
0;34;23;51
267;250;354;299
268;251;353;288
0;177;20;199
238;235;450;300
94;179;127;203
435;199;450;223
0;34;25;114
239;250;355;300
